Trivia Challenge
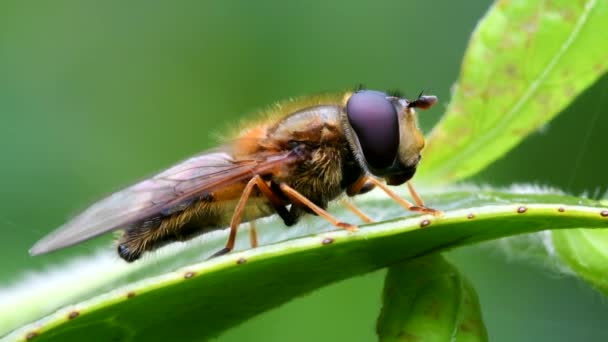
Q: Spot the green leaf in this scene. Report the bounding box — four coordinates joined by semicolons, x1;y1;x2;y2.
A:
549;199;608;296
552;228;608;295
377;254;487;342
418;0;608;184
3;188;607;341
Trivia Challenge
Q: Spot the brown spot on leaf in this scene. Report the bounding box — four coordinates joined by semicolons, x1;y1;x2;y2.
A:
420;219;431;228
68;311;79;320
322;237;334;245
459;318;481;333
467;213;475;219
385;285;396;298
511;127;532;137
560;9;576;23
517;206;527;214
505;64;518;78
522;18;538;34
461;82;477;97
536;93;551;106
454;126;472;139
127;292;136;299
26;332;38;340
237;257;247;265
184;271;196;279
558;207;565;213
425;300;441;320
396;331;422;342
497;0;510;9
601;210;608;217
563;84;577;98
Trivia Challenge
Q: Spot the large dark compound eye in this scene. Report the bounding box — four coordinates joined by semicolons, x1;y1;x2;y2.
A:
346;91;399;170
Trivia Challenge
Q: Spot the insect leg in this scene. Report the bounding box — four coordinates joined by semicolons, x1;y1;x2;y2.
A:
364;177;442;216
279;183;358;231
249;221;258;248
210;175;295;258
257;180;299;226
340;198;373;223
407;181;425;207
346;176;376;196
210;176;263;258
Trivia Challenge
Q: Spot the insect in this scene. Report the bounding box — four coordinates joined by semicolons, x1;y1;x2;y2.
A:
30;89;440;262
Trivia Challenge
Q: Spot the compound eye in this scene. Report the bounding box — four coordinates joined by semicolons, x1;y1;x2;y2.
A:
346;91;399;170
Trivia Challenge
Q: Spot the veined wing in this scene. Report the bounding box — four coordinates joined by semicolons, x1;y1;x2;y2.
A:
30;149;294;255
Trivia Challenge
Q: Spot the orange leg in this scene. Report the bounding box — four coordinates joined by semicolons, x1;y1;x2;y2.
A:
346;176;376;196
407;181;425;207
210;175;287;258
249;221;258;248
279;183;358;232
340;198;373;223
364;176;442;216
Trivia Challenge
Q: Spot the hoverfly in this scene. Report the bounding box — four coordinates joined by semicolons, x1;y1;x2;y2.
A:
30;89;440;262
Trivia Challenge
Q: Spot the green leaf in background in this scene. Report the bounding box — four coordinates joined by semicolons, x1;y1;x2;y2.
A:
552;229;608;295
4;188;607;341
377;254;487;342
414;0;608;312
419;0;608;184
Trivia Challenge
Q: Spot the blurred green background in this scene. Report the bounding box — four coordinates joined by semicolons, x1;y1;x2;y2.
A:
2;0;608;341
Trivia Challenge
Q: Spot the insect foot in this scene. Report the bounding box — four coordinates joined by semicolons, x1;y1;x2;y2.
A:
337;222;359;232
410;206;444;217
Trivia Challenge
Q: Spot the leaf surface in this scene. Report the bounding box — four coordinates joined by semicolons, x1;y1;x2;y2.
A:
419;0;608;184
4;188;607;341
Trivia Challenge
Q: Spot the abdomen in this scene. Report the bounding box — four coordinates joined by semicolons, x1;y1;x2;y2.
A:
118;181;274;261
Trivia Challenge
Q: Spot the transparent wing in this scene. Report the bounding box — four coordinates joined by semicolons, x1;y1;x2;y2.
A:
30;148;294;255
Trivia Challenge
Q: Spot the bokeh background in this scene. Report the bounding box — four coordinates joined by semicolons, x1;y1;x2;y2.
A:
2;0;608;341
